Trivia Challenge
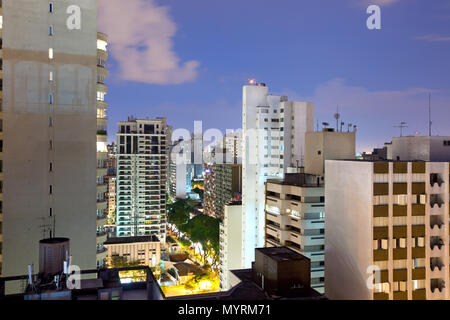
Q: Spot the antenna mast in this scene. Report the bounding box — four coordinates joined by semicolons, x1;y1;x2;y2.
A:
429;93;432;136
334;106;340;132
394;122;408;137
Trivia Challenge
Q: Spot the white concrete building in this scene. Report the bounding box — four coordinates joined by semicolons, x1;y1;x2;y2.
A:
116;117;169;243
242;82;314;267
265;173;325;293
387;136;450;162
325;159;450;300
1;0;101;283
219;202;243;291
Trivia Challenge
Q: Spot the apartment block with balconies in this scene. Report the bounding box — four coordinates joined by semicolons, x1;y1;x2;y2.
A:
116;117;169;243
204;164;242;220
325;159;450;300
264;173;325;293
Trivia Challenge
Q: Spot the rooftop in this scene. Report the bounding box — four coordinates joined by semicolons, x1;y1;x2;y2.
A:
104;235;159;245
256;247;310;263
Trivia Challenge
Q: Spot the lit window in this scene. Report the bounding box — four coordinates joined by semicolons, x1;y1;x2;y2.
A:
0;16;3;29
97;40;107;51
49;48;54;59
49;71;53;81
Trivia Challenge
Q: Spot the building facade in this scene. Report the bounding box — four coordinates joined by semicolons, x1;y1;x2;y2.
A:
242;82;314;267
116;117;169;243
219;202;243;291
1;0;101;282
204;164;242;220
95;31;109;267
325;159;450;300
104;235;161;268
265;173;325;293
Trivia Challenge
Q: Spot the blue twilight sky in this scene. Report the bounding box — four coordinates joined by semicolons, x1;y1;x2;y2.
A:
98;0;450;153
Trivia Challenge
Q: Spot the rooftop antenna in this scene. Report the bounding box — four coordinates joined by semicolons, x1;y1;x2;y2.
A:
316;120;319;132
340;122;345;132
334;106;341;132
394;122;408;137
428;93;432;136
322;122;329;130
347;123;352;132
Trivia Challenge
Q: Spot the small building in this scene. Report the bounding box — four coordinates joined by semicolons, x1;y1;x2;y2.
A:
104;236;161;268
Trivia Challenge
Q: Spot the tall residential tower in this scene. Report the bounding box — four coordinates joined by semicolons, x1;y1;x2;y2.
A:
2;0;101;281
242;82;314;267
116;117;169;243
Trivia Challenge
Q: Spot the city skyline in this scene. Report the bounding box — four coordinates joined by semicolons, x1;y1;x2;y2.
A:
99;0;450;152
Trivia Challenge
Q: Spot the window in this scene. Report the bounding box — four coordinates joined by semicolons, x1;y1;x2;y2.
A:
49;71;53;81
444;141;450;146
49;93;53;104
49;185;53;194
49;25;54;36
49;48;54;59
49;3;54;13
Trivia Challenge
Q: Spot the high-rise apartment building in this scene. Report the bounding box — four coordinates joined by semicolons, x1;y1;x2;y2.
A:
242;82;314;267
116;117;169;243
265;173;325;293
1;0;102;281
263;128;356;294
204;164;242;220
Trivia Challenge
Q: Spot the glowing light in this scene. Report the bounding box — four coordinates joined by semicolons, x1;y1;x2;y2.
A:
248;78;256;85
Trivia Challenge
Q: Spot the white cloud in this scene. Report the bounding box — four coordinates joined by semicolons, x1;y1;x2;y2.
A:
98;0;200;85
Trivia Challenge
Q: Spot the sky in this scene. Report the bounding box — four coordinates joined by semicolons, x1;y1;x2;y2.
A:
98;0;450;153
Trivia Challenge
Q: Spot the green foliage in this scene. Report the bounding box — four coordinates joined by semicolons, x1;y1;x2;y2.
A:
109;255;142;268
167;198;197;228
192;187;204;200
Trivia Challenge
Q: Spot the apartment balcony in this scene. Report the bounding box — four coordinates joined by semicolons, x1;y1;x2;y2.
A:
96;183;107;194
430;278;446;298
311;267;324;279
289;231;324;247
393;291;408;300
373;249;389;261
373;293;389;300
97;214;107;228
96;231;107;245
412;289;426;300
292;218;324;231
96;247;108;261
302;251;324;263
412;204;426;216
97;167;108;177
97;82;108;94
96;200;107;210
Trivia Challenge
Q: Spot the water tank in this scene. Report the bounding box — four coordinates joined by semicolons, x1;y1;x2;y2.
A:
39;238;70;276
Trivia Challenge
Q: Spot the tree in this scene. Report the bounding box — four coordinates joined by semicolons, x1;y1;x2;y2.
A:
182;214;220;270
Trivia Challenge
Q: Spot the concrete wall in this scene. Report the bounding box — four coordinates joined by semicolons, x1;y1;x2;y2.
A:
305;131;356;176
389;136;450;161
324;160;373;300
2;0;98;278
